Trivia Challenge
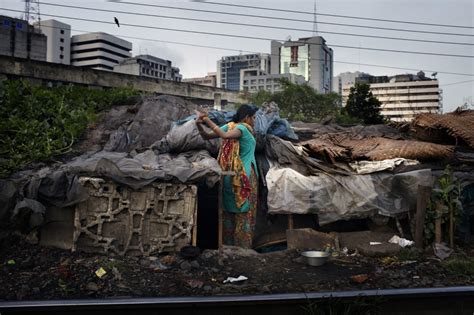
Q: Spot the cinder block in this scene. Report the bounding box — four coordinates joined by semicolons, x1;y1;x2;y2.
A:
72;177;197;256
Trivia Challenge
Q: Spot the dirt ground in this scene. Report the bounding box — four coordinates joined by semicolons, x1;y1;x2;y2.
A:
1;233;474;301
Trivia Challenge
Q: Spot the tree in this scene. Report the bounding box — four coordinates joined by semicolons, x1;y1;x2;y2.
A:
345;82;385;124
250;78;341;122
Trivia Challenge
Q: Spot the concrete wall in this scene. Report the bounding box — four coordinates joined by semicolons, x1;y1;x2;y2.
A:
0;56;247;106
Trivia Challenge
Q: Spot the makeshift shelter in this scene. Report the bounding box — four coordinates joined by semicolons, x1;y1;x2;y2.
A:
1;96;473;255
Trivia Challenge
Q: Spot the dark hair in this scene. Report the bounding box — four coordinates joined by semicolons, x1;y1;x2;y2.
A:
232;104;258;123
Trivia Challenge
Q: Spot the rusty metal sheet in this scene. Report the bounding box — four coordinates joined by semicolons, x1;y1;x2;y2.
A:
72;177;197;256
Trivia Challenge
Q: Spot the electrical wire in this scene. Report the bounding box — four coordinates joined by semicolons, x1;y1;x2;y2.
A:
32;21;474;77
110;1;474;38
441;79;474;87
38;2;474;47
3;8;473;59
200;1;474;30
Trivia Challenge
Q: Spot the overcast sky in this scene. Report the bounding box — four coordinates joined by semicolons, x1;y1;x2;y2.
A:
1;0;473;112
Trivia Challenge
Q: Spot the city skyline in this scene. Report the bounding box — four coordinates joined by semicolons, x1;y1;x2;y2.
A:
0;0;472;112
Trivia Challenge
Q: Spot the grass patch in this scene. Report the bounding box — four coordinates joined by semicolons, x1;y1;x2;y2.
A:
396;248;421;261
441;257;474;276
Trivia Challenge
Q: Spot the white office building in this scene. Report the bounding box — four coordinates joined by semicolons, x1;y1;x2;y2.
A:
71;32;132;71
271;36;333;93
240;69;306;93
113;54;182;82
34;19;71;65
342;73;441;122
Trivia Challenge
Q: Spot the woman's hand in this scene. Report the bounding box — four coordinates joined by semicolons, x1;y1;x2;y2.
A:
195;110;207;124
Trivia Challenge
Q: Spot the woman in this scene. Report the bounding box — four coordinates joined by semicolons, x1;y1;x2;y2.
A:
196;105;258;248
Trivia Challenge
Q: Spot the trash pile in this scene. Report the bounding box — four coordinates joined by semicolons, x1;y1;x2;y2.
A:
0;96;473;255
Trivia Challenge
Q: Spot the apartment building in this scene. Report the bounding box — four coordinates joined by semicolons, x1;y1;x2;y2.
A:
114;54;182;81
342;73;441;122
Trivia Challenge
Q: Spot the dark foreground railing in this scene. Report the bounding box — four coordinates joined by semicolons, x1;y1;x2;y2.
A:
1;286;474;315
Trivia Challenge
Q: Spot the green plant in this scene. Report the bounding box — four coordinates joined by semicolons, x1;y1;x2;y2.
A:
345;82;385;125
396;248;421;261
441;256;474;276
249;78;341;123
423;166;463;246
0;80;141;177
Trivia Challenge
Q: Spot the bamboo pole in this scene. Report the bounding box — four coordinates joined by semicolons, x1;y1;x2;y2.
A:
415;185;431;249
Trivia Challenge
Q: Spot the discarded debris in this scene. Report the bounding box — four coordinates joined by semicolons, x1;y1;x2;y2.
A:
351;274;369;284
434;243;453;260
95;267;107;278
389;235;414;248
223;275;248;284
370;242;382;246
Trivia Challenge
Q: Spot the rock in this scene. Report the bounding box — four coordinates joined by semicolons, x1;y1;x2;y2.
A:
139;258;150;267
203;285;212;292
357;243;401;257
211;267;220;273
286;228;337;250
190;260;200;269
86;282;99;291
222;246;259;258
180;261;192;271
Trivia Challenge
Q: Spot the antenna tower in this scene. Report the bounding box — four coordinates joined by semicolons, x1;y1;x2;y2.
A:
312;0;318;36
24;0;41;26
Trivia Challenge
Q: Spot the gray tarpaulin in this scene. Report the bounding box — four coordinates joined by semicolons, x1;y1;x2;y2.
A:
151;119;220;155
64;149;221;190
266;164;433;225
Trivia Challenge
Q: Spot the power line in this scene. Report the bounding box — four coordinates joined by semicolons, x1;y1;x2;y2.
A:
200;1;474;30
39;2;474;47
442;79;474;87
111;1;474;38
32;21;474;77
3;8;473;59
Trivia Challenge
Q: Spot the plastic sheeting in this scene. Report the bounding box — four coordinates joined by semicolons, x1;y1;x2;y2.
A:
65;149;221;189
152;120;220;155
266;164;433;225
349;158;420;174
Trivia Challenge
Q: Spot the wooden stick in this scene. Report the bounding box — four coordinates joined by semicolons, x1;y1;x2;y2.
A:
435;200;443;244
218;171;235;265
449;203;454;248
192;193;198;247
288;214;294;230
415;185;431;249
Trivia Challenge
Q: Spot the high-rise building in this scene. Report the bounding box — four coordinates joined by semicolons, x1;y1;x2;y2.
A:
182;72;217;87
341;72;441;122
71;32;132;71
33;19;71;65
0;15;46;61
113;54;182;82
271;36;333;93
216;53;270;91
